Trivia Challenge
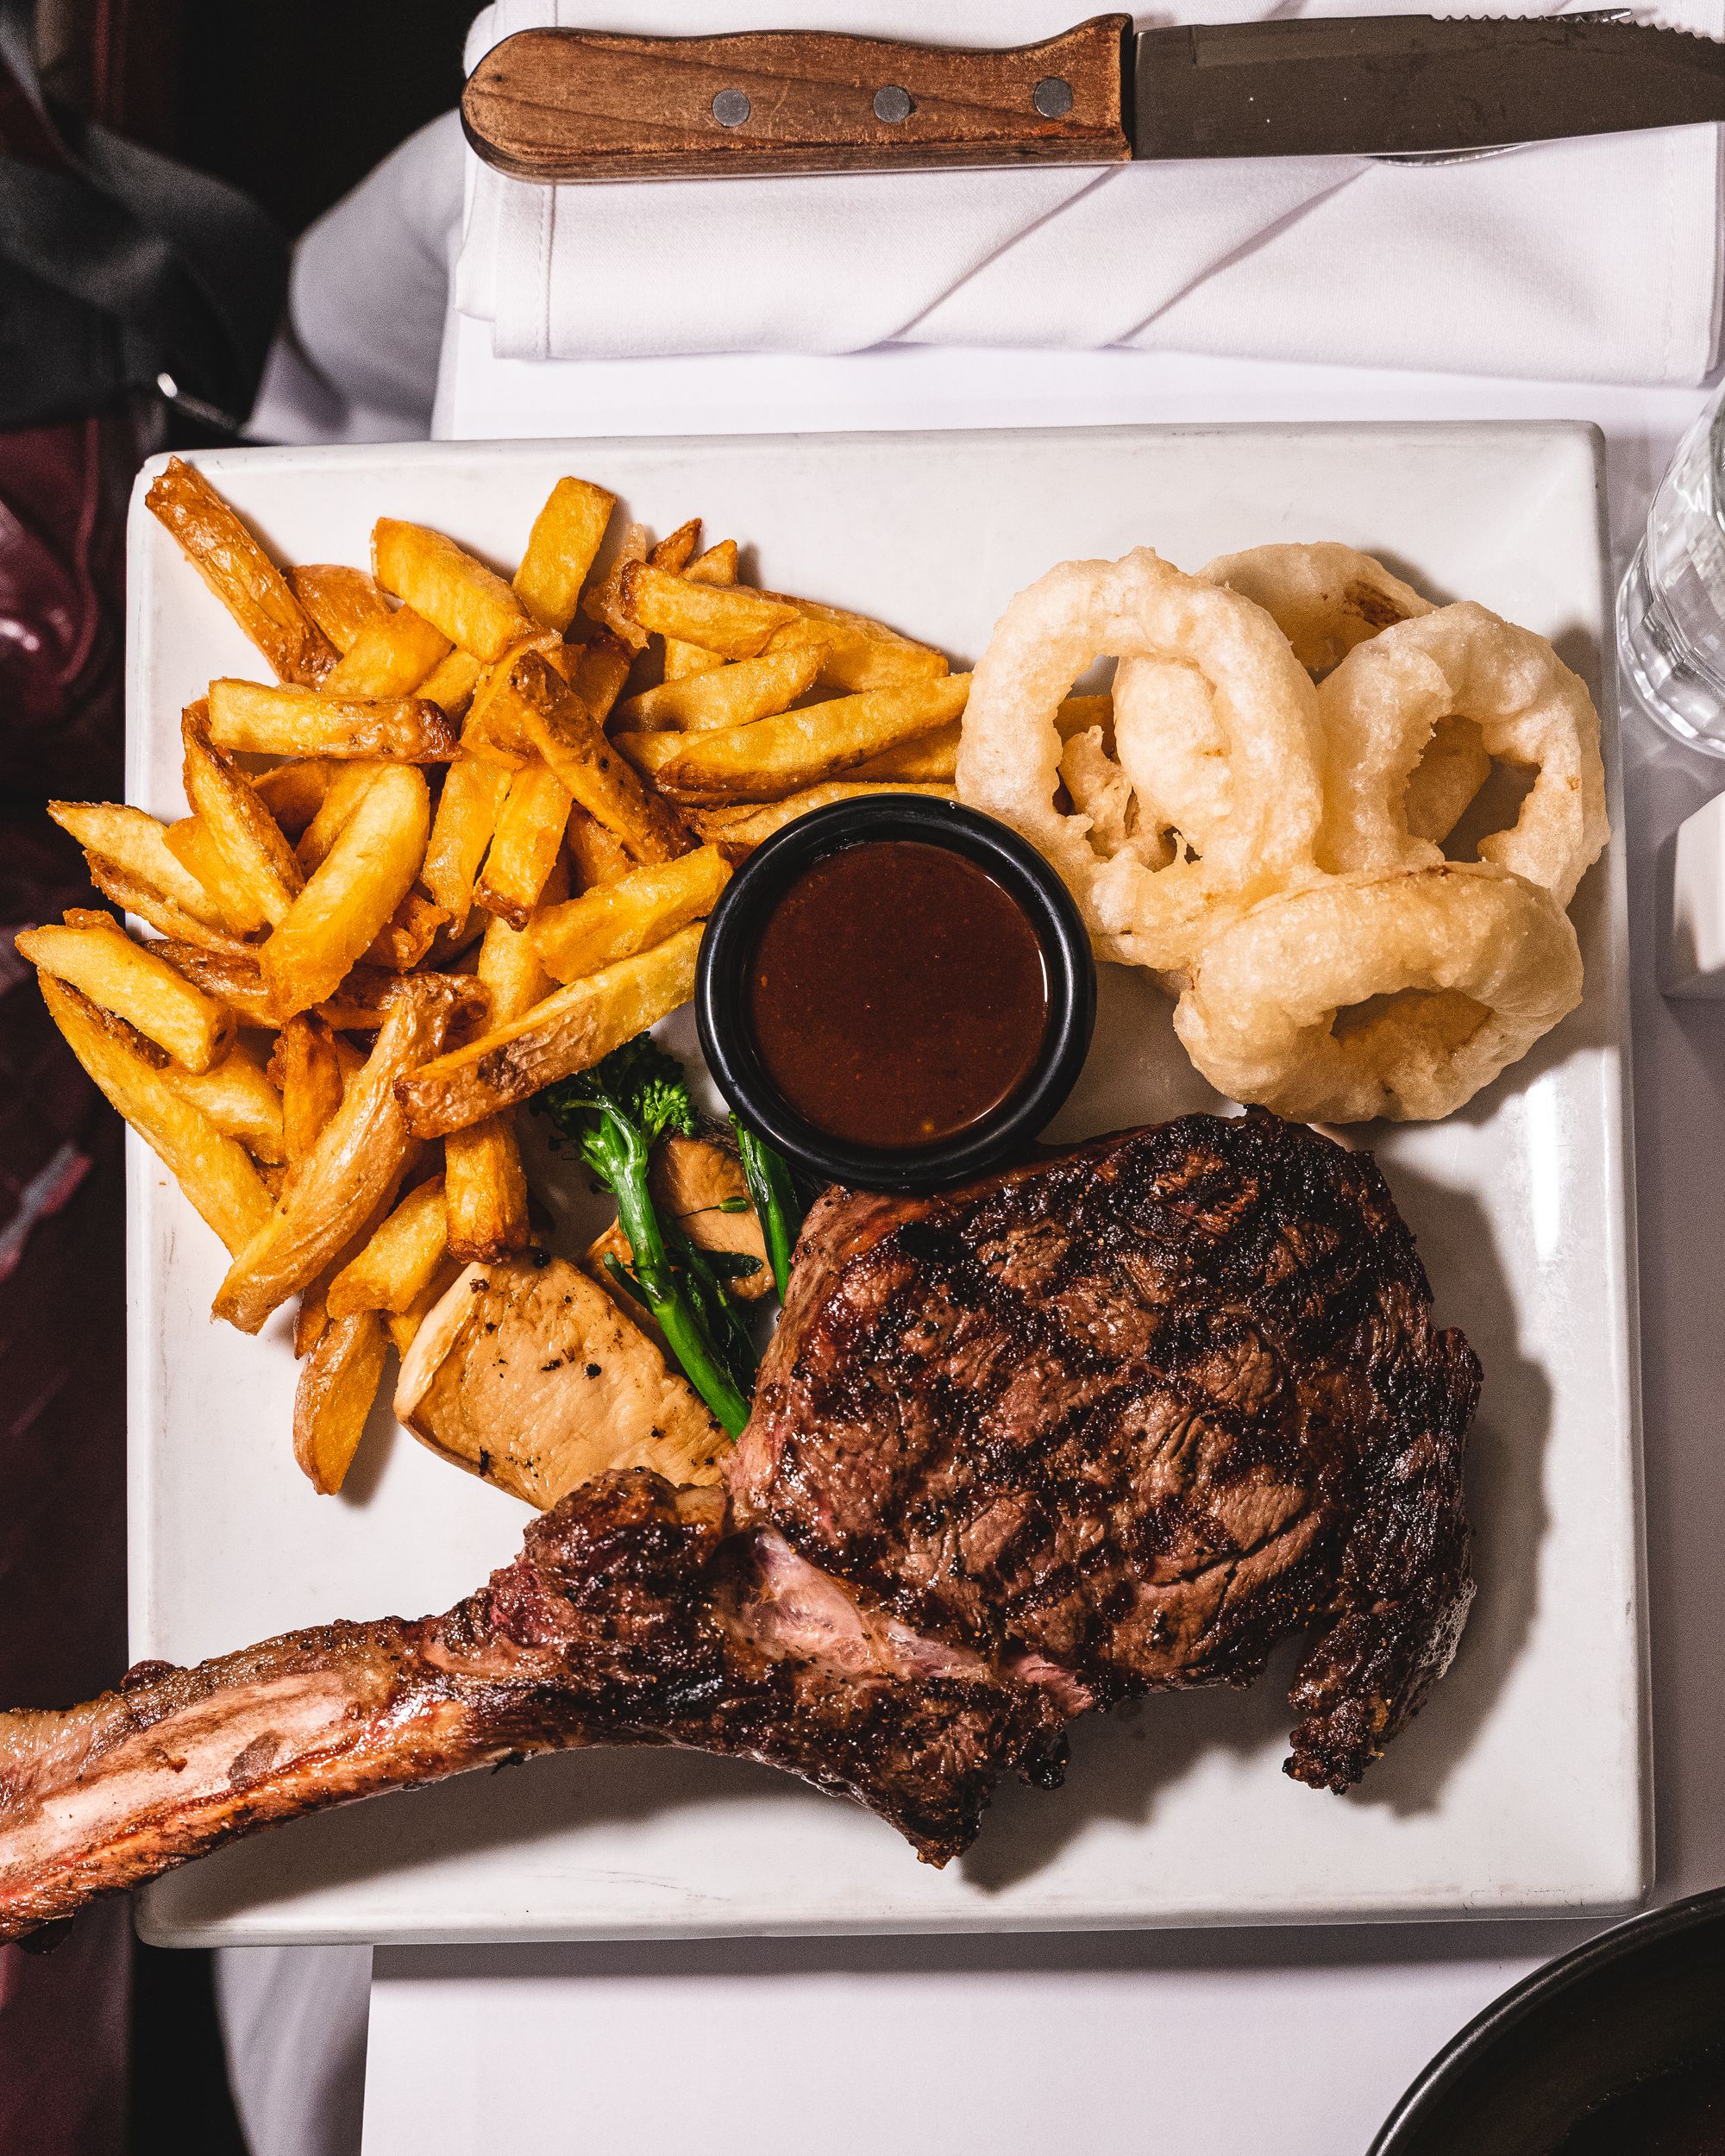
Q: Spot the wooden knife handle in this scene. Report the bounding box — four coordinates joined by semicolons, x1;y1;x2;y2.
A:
461;16;1133;183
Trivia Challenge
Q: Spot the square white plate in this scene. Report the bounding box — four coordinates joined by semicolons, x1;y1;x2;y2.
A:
127;423;1646;1944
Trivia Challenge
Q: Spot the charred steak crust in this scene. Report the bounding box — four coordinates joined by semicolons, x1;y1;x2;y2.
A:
733;1111;1481;1790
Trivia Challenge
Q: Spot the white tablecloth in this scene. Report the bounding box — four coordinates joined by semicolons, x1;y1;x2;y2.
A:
292;331;1725;2156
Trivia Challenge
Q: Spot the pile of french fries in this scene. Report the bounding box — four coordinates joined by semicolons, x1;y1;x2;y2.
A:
23;458;962;1498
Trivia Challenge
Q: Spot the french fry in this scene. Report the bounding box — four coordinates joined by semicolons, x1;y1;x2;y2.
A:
364;890;448;971
563;805;633;891
181;713;304;929
82;853;249;957
580;520;649;649
662;539;737;683
396;923;702;1139
289;564;391;654
156;942;396;1031
145;458;336;686
562;628;633;725
513;476;617;633
443;1115;530;1263
761;595;950;693
473;762;572;930
417;646;483;719
495;650;689;865
164;816;271;937
207;679;457;763
321;605;450;699
459;630;564;768
649;518;702;574
327;1174;449;1318
687;781;954;851
260;763;430;1019
476;858;565;1029
619;674;969;804
293;1307;389;1494
215;973;485;1332
852;718;960;783
297;761;386;873
160;1042;285;1163
41;975;273;1254
252;757;338;839
616;629;827;734
386;1256;462;1358
620;563;799;660
529;843;730;984
16;918;234;1073
422;758;509;926
269;1014;348;1167
47;801;224;927
373;518;533;663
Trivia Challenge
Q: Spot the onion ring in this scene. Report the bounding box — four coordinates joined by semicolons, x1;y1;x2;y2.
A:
1314;602;1609;907
1172;862;1584;1123
1200;542;1433;677
957;548;1324;976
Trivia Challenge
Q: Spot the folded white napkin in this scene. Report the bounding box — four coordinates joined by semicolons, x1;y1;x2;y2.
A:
455;0;1724;385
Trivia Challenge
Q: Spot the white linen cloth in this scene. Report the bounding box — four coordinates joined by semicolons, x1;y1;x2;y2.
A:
455;0;1725;385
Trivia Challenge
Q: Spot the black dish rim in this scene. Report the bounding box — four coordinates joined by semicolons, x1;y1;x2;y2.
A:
695;794;1097;1193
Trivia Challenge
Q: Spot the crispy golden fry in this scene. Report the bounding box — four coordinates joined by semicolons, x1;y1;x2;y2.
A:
327;1174;449;1318
160;1043;285;1163
687;780;954;851
649;518;702;575
215;973;484;1332
47;801;224;927
297;761;385;873
181;715;304;929
476;859;564;1030
474;761;572;929
759;591;949;693
422;758;509;926
146;458;336;686
373;517;533;663
564;628;633;725
529;843;730;984
83;853;251;956
457;629;563;768
416;646;483;719
17;919;234;1073
386;1256;462;1358
289;564;390;654
616;630;827;734
164;815;271;936
206;678;457;763
499;650;689;865
270;1014;348;1168
396;923;701;1139
364;890;448;971
260;764;430;1019
514;477;617;633
443;1114;530;1263
321;605;450;699
619;674;969;804
621;563;799;660
580;520;649;649
252;757;338;839
157;943;396;1031
853;719;960;783
563;805;633;891
41;976;273;1254
293;1307;389;1494
662;539;737;682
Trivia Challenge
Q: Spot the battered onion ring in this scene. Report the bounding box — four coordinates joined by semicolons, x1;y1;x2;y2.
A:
1172;862;1584;1123
1315;602;1609;908
957;548;1323;976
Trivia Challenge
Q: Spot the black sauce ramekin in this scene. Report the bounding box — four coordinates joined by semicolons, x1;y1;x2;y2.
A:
696;795;1096;1193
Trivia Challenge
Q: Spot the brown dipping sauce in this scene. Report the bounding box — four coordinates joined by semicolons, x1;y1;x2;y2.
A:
746;839;1049;1153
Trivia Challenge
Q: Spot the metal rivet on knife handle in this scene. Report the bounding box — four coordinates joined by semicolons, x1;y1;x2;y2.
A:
1033;76;1075;119
712;87;751;128
873;85;913;123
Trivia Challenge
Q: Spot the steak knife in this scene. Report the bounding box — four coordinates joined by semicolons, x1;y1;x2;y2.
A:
461;10;1725;182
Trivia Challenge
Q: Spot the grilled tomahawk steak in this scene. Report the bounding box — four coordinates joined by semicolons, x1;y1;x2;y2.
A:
0;1112;1478;1942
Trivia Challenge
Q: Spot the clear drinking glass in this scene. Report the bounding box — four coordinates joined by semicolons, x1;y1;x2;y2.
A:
1619;389;1725;757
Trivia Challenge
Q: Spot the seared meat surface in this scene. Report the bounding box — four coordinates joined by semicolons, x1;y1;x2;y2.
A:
0;1112;1477;1942
734;1111;1479;1791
